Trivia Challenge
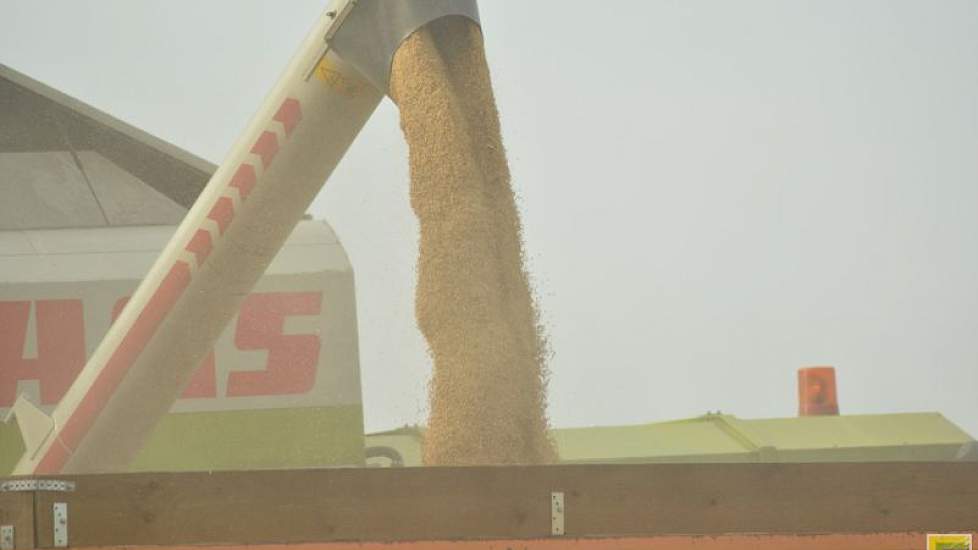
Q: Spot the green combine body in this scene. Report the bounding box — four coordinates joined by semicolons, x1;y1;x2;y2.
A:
365;412;976;467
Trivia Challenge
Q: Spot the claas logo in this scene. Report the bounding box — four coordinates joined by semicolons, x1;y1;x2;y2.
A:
0;292;323;408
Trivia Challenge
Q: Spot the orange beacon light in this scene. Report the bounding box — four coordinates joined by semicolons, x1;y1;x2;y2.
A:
798;366;839;416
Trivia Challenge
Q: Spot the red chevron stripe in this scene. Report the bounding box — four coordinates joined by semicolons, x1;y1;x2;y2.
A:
185;229;213;264
274;98;302;136
229;164;257;200
251;131;279;168
207;197;234;235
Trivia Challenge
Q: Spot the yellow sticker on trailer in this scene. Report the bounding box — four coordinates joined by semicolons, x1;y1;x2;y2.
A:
929;534;973;550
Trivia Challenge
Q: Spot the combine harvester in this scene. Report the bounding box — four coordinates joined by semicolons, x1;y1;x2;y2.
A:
0;1;975;549
0;61;367;473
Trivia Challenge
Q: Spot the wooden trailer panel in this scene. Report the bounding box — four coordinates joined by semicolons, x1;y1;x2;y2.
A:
2;463;976;548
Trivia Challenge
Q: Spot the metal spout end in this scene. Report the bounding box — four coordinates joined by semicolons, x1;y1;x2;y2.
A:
327;0;481;94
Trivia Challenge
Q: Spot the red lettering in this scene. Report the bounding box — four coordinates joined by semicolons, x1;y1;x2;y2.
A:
181;353;217;399
113;297;216;399
0;291;323;408
0;300;85;406
226;292;321;397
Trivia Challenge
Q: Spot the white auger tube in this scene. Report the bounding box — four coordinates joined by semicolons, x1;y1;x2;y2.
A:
15;2;383;474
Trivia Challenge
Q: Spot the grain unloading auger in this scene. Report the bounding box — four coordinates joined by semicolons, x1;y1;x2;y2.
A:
9;0;480;475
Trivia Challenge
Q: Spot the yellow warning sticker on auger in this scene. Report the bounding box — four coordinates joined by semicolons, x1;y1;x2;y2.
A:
315;57;367;97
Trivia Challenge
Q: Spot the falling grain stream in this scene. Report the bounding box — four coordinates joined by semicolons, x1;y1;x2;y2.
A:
390;16;555;465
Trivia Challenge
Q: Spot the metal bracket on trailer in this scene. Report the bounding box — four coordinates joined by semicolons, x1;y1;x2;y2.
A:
0;526;13;550
551;491;565;536
0;480;75;493
53;502;68;548
0;480;76;493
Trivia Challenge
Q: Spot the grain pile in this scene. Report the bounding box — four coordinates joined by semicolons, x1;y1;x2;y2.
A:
390;16;555;465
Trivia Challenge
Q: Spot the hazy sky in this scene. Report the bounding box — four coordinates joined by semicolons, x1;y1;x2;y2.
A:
2;1;976;436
